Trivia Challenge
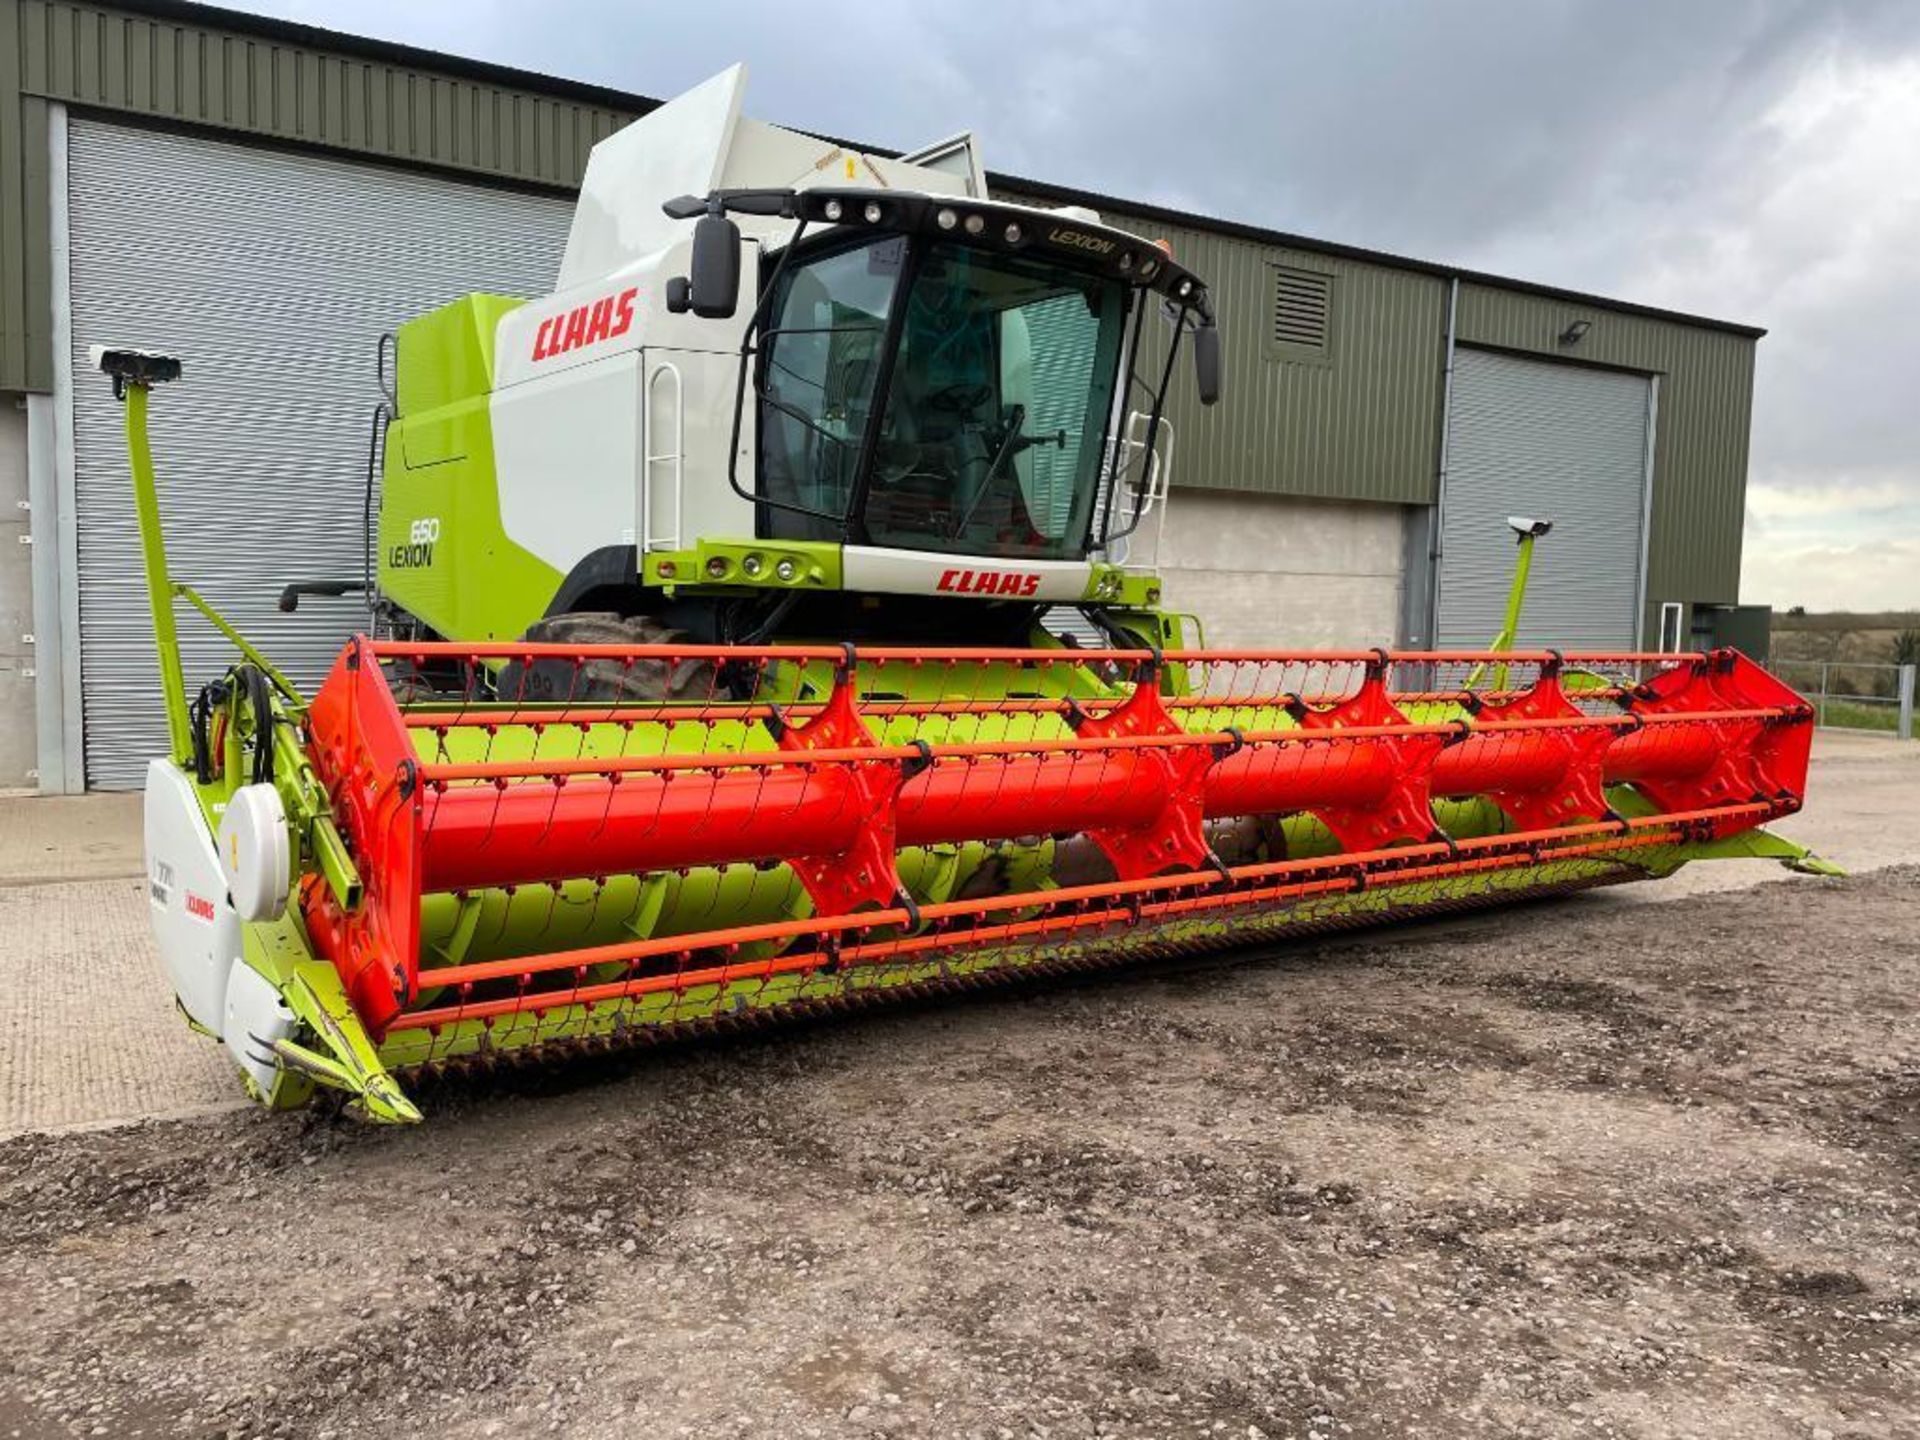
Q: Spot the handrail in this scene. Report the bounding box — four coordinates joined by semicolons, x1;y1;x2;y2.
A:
643;359;685;552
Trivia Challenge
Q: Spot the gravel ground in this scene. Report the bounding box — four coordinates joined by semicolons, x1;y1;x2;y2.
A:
2;866;1916;1440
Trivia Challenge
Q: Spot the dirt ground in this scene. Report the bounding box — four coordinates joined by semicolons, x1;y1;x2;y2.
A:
2;864;1915;1440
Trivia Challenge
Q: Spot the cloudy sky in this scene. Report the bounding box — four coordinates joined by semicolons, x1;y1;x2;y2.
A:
237;0;1920;612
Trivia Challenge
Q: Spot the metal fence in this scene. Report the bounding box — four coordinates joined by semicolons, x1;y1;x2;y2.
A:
1768;659;1916;740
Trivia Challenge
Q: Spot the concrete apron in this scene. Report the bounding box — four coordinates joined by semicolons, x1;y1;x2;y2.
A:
1;734;1912;1139
0;793;240;1137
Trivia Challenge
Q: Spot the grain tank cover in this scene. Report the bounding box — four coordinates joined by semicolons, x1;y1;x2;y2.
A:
557;63;987;289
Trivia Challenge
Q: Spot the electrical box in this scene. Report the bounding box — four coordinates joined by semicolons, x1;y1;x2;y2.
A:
1688;602;1772;658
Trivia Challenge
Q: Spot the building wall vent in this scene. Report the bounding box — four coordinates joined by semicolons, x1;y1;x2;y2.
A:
1270;266;1334;360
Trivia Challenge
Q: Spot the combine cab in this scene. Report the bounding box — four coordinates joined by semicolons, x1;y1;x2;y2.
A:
108;67;1830;1120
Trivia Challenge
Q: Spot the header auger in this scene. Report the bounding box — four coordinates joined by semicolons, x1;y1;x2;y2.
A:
110;67;1830;1120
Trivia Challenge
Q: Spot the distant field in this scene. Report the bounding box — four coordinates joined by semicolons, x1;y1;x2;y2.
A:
1766;612;1914;734
1769;610;1919;670
1773;610;1920;633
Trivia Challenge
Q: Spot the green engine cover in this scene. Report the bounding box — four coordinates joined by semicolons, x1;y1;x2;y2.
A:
379;294;567;642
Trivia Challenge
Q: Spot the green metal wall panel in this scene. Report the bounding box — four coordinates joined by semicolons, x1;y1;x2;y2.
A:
3;15;637;192
0;0;646;391
1454;282;1757;639
994;189;1448;506
0;0;25;389
19;96;50;392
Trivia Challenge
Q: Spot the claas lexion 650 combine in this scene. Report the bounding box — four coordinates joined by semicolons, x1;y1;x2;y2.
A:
108;67;1827;1122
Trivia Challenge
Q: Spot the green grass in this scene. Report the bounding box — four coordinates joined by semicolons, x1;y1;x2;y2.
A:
1814;697;1906;734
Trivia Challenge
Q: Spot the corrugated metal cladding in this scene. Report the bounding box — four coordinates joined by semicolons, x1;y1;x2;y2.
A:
0;402;30;788
1453;283;1756;638
995;187;1448;506
986;192;1762;637
1437;349;1652;649
0;0;642;391
66;118;572;787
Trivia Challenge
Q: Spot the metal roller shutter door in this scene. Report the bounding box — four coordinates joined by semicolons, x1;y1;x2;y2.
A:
67;120;573;788
1436;347;1653;651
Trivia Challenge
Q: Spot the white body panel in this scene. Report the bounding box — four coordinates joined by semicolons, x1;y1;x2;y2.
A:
558;64;983;291
721;115;980;213
843;545;1092;603
647;347;758;551
493;226;761;571
490;239;759;570
558;67;746;290
143;758;242;1033
492;351;643;573
492;248;666;391
896;132;990;199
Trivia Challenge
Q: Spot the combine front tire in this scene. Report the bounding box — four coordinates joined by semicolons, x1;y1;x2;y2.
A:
496;611;715;703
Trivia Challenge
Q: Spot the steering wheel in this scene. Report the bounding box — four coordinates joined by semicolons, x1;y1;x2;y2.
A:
927;381;995;414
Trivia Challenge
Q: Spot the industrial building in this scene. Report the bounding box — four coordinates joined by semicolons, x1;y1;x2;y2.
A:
0;0;1767;791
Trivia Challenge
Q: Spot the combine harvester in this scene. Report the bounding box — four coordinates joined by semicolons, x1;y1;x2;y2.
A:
109;69;1827;1121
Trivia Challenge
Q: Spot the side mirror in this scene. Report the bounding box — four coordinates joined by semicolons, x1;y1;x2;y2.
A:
1193;320;1223;407
689;213;741;320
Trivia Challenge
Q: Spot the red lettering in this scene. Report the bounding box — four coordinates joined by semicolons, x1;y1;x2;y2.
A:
585;297;614;345
611;287;639;337
185;892;216;922
933;568;1042;597
536;287;640;359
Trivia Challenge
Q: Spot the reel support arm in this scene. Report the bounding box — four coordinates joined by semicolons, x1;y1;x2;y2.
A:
96;346;193;766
